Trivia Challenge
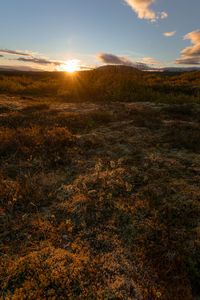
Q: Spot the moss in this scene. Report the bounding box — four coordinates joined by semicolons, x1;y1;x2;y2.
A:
0;78;200;298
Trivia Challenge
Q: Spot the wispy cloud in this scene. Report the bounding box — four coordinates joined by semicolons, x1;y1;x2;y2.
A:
175;57;200;65
0;48;62;67
143;57;153;62
123;0;168;22
0;49;33;56
142;57;161;64
163;31;176;37
0;48;92;70
96;53;151;70
175;29;200;65
96;53;133;66
17;57;62;66
0;65;44;71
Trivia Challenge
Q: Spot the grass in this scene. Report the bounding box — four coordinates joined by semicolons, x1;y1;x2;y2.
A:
0;68;199;103
162;121;200;152
0;70;200;299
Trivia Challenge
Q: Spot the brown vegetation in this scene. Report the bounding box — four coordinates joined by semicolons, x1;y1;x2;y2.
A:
0;70;200;299
0;68;199;103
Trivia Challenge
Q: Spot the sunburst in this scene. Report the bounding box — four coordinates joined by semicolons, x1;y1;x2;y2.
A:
60;59;80;73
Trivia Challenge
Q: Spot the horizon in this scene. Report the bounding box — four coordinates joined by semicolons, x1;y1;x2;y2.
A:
1;64;200;73
0;0;200;72
1;3;200;298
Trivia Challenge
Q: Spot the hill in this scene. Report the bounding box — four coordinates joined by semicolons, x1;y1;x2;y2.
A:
97;64;200;73
0;68;199;103
97;64;142;72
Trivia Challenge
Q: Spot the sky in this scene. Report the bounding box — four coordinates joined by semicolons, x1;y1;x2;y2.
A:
0;0;200;71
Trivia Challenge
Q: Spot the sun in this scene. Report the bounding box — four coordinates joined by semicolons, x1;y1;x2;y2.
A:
60;59;80;73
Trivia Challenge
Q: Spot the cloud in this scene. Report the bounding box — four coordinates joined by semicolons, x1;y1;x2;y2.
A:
0;65;44;71
0;48;63;67
0;48;90;70
163;31;176;37
181;44;200;57
143;57;153;62
0;49;32;56
96;53;134;66
175;57;200;65
123;0;168;22
17;57;62;66
175;29;200;65
96;53;151;70
184;30;200;45
160;12;168;19
142;57;161;64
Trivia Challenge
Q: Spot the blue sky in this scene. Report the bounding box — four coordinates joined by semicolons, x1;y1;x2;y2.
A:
0;0;200;70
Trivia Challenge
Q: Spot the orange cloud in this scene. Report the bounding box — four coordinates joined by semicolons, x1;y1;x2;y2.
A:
163;31;176;37
142;57;161;64
0;49;33;56
175;30;200;65
123;0;168;21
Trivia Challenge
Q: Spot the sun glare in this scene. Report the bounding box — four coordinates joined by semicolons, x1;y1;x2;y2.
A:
60;59;80;73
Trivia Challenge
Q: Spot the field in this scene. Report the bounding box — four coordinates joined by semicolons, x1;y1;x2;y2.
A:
0;69;200;299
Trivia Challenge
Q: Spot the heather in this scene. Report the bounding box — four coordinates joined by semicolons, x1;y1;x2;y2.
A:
0;69;200;299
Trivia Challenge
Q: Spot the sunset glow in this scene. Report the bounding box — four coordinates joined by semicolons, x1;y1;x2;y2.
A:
1;1;200;298
0;1;199;72
60;60;80;73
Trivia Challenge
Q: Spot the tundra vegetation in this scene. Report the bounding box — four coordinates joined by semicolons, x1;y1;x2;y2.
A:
0;68;200;299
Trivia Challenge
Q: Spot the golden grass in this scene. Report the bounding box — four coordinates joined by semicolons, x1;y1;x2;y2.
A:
0;80;200;299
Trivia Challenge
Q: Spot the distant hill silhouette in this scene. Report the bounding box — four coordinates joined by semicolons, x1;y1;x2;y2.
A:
0;64;200;73
97;64;200;73
161;67;200;72
96;64;142;73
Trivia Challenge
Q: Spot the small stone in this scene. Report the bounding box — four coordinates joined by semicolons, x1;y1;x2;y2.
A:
62;235;68;241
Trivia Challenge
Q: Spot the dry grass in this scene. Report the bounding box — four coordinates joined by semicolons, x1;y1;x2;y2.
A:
162;121;200;152
0;94;200;299
0;69;199;103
